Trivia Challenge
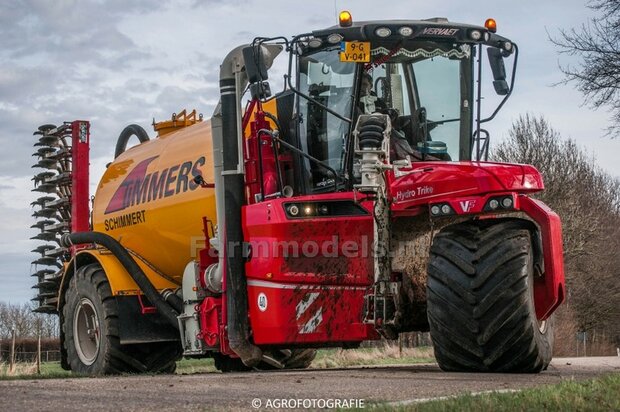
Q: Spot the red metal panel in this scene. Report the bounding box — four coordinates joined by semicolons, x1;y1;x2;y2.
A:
388;161;544;213
242;195;374;285
242;194;378;345
247;280;378;344
71;120;90;234
199;297;222;348
518;195;566;320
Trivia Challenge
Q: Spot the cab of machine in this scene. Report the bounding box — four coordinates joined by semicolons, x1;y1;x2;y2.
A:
251;16;516;196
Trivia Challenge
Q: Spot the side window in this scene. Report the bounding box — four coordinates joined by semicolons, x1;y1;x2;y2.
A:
412;57;461;160
297;49;355;191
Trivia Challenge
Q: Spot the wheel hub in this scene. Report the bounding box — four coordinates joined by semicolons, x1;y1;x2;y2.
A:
73;298;101;366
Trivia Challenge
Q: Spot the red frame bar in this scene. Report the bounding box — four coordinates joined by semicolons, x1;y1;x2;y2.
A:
71;120;90;235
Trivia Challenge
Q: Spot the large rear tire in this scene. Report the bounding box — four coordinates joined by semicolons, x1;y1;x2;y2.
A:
63;263;181;375
427;219;554;372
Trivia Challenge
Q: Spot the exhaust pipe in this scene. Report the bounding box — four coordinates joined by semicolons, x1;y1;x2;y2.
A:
216;45;262;367
215;43;281;366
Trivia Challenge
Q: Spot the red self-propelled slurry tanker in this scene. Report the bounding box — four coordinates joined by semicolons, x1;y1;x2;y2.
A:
29;13;565;374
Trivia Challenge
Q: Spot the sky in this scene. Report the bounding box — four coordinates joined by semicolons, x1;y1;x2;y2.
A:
0;0;618;304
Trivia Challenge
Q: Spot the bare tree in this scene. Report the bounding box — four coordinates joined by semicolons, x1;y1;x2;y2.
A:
551;0;620;137
494;114;620;346
0;302;59;340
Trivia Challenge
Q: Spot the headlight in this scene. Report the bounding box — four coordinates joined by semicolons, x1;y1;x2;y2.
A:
327;33;343;44
469;30;482;40
288;204;300;216
484;195;515;212
284;201;368;219
398;26;413;36
308;38;323;48
375;27;391;38
430;203;454;216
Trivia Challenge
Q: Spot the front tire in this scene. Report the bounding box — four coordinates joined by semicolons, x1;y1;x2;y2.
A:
427;219;554;372
63;263;180;375
63;264;126;374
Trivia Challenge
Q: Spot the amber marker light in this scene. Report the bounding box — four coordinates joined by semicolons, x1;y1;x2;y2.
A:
485;18;497;33
339;10;353;27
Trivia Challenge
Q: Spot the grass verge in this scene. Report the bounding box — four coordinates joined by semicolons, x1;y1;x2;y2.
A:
0;358;216;379
0;361;73;380
369;373;620;412
312;346;434;369
0;345;433;379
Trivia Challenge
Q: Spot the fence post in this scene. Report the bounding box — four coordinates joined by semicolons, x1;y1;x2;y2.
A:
9;327;16;373
37;333;41;375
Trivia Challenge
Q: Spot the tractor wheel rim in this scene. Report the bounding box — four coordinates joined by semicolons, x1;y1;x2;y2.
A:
73;298;100;366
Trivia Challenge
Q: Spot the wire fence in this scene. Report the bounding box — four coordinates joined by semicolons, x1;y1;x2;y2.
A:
0;349;61;363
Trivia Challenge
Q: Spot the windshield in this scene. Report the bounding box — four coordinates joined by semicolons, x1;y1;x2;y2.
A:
363;43;472;161
298;47;354;190
294;42;472;193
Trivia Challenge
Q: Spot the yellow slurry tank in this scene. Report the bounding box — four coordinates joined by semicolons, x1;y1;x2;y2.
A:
91;114;216;285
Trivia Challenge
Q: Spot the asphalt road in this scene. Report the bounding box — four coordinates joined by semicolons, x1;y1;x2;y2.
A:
1;357;618;411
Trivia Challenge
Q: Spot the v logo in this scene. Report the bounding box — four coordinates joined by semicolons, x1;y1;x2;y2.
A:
459;200;476;213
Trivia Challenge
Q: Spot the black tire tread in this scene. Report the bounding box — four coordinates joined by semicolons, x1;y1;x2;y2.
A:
62;263;180;375
427;219;553;373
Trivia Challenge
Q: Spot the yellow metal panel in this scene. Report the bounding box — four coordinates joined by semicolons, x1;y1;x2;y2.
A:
92;120;215;285
72;249;181;296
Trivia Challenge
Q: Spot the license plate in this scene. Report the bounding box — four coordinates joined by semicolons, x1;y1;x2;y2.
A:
339;41;371;62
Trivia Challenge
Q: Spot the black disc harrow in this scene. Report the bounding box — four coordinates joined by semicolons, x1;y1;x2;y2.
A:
30;123;75;314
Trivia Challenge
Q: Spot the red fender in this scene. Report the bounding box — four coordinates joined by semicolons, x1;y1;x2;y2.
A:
519;195;566;320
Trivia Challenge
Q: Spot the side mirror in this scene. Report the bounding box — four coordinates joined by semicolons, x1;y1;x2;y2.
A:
242;45;268;83
487;48;509;95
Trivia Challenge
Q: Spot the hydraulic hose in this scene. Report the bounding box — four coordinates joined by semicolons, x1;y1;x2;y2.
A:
60;231;179;329
161;289;183;314
114;124;150;159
